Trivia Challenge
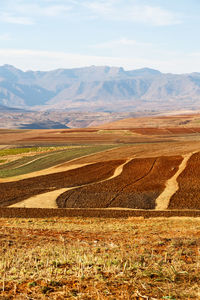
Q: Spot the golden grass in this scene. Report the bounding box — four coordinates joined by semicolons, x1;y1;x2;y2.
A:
0;217;200;299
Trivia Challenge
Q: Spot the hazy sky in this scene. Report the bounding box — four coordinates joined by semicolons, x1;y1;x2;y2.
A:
0;0;200;73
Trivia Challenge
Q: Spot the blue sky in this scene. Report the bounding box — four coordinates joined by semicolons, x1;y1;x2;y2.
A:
0;0;200;73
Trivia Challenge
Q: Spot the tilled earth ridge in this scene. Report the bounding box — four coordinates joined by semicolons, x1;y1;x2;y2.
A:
0;160;124;207
169;152;200;209
57;156;182;209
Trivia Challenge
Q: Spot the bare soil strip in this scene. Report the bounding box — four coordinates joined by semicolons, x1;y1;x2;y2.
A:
10;159;132;208
9;188;67;208
155;152;194;210
2;207;200;218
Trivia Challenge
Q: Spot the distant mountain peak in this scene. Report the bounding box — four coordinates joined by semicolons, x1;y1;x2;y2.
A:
0;64;200;113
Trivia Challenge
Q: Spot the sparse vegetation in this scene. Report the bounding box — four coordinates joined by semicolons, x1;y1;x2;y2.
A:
0;217;200;299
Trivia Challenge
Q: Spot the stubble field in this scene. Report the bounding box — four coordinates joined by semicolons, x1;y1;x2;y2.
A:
1;217;200;299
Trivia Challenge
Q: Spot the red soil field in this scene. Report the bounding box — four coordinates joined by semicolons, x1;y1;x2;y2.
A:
132;128;171;135
0;160;124;207
108;155;182;209
131;127;199;135
167;128;196;134
57;156;182;209
169;152;200;209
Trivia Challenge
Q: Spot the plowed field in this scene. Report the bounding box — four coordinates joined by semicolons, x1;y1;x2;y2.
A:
57;156;182;209
0;160;124;207
169;152;200;209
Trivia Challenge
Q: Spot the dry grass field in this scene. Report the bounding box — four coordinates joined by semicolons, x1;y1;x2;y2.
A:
1;217;200;299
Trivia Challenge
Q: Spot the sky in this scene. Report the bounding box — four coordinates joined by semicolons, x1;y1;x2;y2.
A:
0;0;200;73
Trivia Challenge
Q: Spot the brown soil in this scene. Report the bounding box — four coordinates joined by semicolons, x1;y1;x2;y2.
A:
131;128;171;135
169;152;200;209
0;160;124;207
131;127;200;135
109;156;182;209
10;159;130;208
97;113;200;129
156;153;193;210
57;156;182;209
2;207;200;218
61;141;200;167
1;217;200;299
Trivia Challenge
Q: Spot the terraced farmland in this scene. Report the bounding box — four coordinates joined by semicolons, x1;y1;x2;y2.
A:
57;156;182;209
2;117;200;299
0;160;124;206
1;123;200;212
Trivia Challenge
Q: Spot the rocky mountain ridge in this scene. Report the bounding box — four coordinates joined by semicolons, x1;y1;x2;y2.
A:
1;65;200;112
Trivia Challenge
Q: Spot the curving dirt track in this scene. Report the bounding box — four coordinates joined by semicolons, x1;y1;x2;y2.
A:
57;155;182;209
155;154;190;210
0;160;125;207
10;159;131;208
169;151;200;209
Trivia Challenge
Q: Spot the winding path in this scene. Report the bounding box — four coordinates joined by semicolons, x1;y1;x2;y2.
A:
9;158;132;208
155;152;195;210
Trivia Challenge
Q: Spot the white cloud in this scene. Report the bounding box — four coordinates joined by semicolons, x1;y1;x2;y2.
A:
90;38;152;49
40;5;72;17
0;48;199;74
0;12;33;25
0;1;73;25
0;33;12;41
129;5;181;26
83;0;181;26
12;3;72;17
0;0;182;26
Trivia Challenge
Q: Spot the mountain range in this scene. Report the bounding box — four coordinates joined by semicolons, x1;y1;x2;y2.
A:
1;64;200;112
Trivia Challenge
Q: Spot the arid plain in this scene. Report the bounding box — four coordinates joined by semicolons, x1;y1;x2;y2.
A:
1;114;200;298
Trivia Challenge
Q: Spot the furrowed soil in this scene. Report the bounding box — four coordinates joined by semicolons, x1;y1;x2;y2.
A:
9;159;130;208
57;156;182;209
0;160;124;207
169;152;200;209
1;217;200;299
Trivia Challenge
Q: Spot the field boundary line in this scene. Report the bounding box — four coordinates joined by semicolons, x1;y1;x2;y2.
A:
3;207;200;218
155;151;198;210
